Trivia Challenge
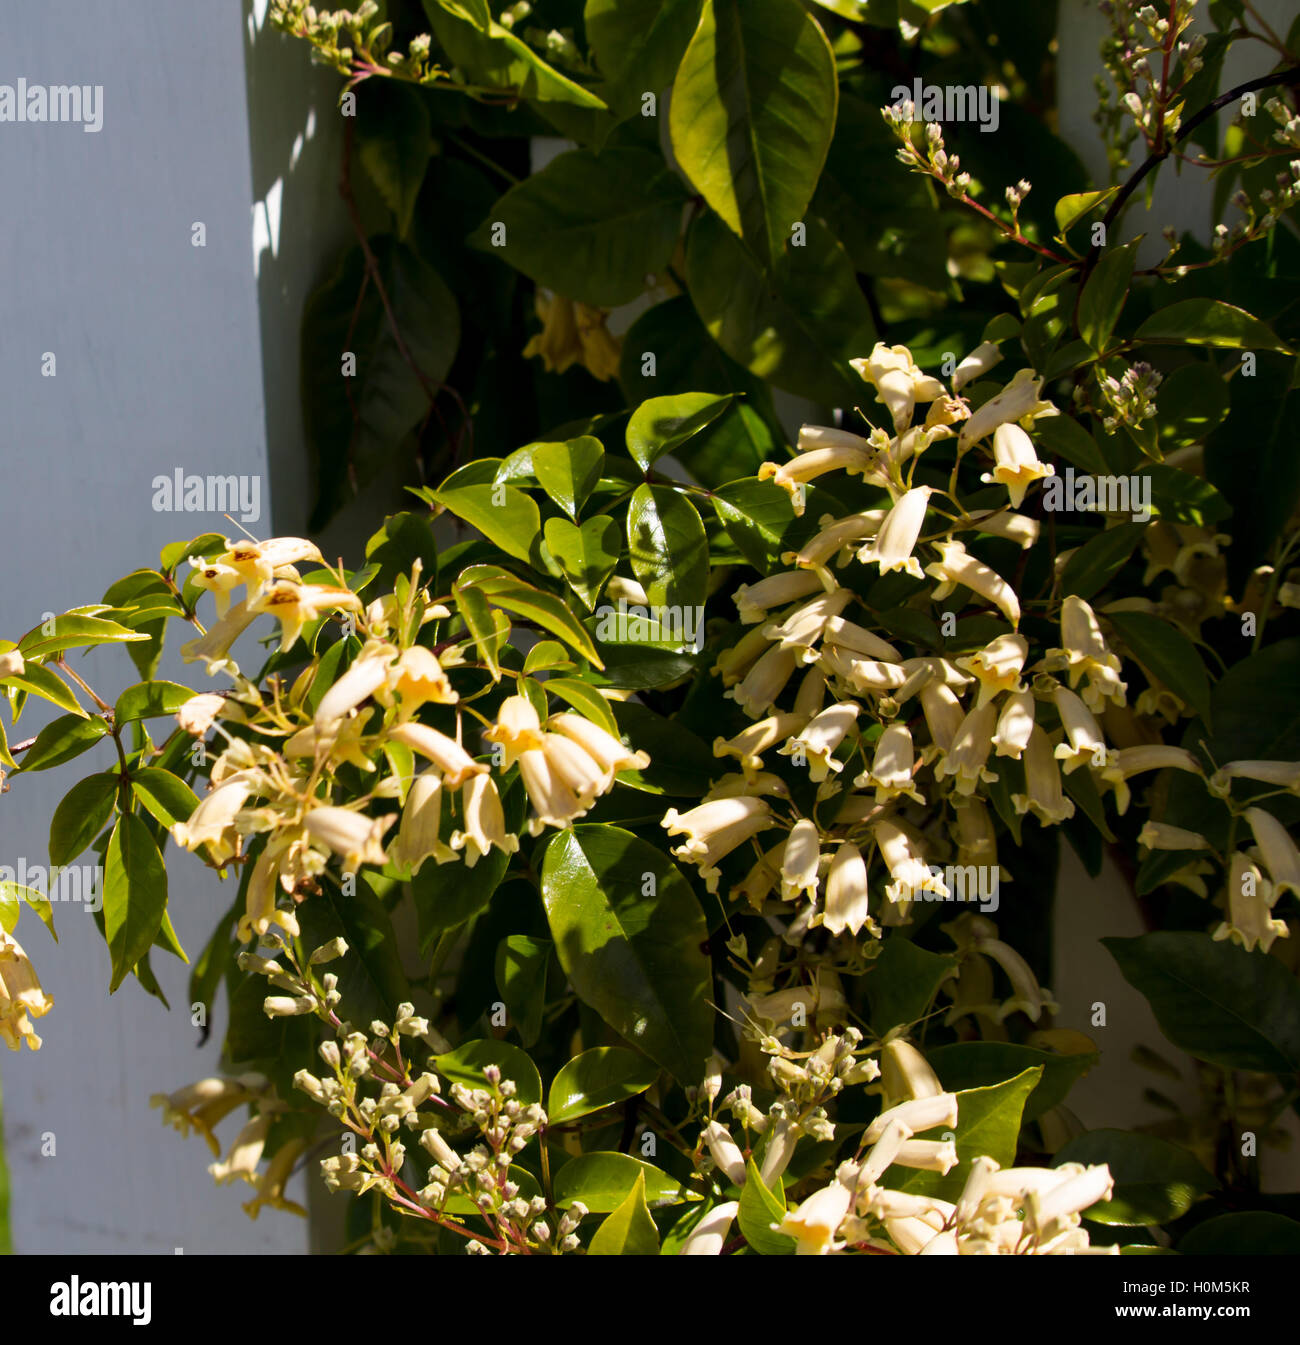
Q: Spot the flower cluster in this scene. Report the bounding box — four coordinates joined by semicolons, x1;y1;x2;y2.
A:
0;928;53;1051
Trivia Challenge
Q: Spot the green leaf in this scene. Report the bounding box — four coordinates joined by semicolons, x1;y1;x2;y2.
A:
1145;463;1230;527
17;614;147;660
687;211;876;407
545;517;621;609
130;768;199;830
927;1042;1099;1123
1135;299;1291;352
548;1046;660;1124
670;0;837;268
305;238;460;527
610;701;715;795
1105;933;1300;1073
522;641;575;676
1;662;86;718
540;825;713;1084
457;563;604;669
1060;522;1146;600
435;1039;543;1108
552;1151;688;1211
625;393;733;473
452;573;510;679
738;1157;794;1254
427;463;541;565
469;149;685;306
710;476;808;574
103;814;168;992
1054;188;1118;236
896;1067;1042;1201
544;677;621;740
531;437;605;520
423;0;607;107
627;485;709;614
867;938;959;1035
1078;240;1138;353
584;0;702;117
356;79;431;237
1052;1130;1214;1226
365;511;439;592
17;714;110;773
1104;611;1212;725
494;935;552;1048
1178;1211;1300;1255
49;773;119;868
113;680;195;725
589;1170;660;1254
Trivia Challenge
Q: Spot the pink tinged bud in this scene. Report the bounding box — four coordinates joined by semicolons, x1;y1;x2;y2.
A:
857;486;932;579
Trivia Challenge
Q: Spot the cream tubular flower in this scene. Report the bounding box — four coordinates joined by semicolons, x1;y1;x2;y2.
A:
957;634;1028;709
150;1075;266;1155
540;732;607;810
172;774;256;866
219;536;324;587
934;702;999;796
1212;759;1300;795
388;773;457;874
952;340;1003;392
973;932;1057;1022
893;1140;960;1174
0;650;23;679
1136;822;1209;852
861;723;922;803
208;1112;271;1186
856;486;932;579
1052;685;1107;774
957;366;1057;451
920;680;965;757
982;422;1054;509
1023;1165;1114;1243
781;819;822;902
483;694;545;770
662;796;774;893
175;692;227;738
237;845;302;943
383;645;458;716
992;689;1035;759
759;437;875;513
189;559;244;618
701;1120;747;1186
784;512;885;570
863;1093;959;1145
517;747;588;835
1214;852;1287;954
714;625;773;686
549;713;649;785
780;702;860;782
778;1171;856;1255
954;798;998;868
734;571;823;625
1048;595;1126;710
728;644;799;719
1243;807;1300;897
0;929;54;1051
880;1040;944;1106
1100;744;1202;814
388;722;488;789
764;588;854;662
714;713;807;774
925;540;1021;628
303;806;391;871
180;598;259;675
680;1201;740;1255
248;580;363;654
823;842;870;936
874;818;948;903
851;343;947;432
314;641;398;731
963;508;1040;550
822;615;902;663
1012;725;1076;825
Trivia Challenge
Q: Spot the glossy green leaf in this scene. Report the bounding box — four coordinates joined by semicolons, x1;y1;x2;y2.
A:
670;0;837;268
469;149;685;306
17;714;110;773
1135;299;1291;352
625;393;733;473
1053;1130;1214;1225
927;1042;1099;1123
1;662;86;718
1078;240;1138;353
456;564;604;669
540;825;713;1084
867;938;959;1036
113;681;195;725
1105;610;1212;725
356;80;431;237
590;1170;660;1254
531;437;605;520
428;465;541;565
103;814;168;992
548;1046;660;1124
494;935;552;1048
1105;932;1300;1073
49;773;119;868
544;516;621;610
1178;1211;1300;1255
1060;522;1146;600
738;1157;793;1254
17;614;147;660
452;573;510;680
1054;188;1118;236
553;1151;688;1211
627;485;709;614
584;0;703;117
130;768;199;831
543;677;621;740
610;701;714;795
435;1038;543;1108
